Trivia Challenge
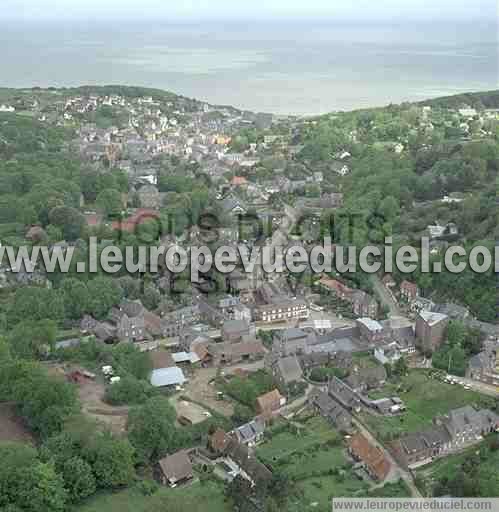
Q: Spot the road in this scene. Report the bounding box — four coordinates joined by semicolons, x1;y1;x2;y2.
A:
279;384;316;418
371;274;402;316
455;376;499;398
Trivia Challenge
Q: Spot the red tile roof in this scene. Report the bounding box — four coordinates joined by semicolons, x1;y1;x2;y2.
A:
348;433;391;481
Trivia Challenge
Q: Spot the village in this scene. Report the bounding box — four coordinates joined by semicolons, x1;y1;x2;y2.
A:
0;86;498;511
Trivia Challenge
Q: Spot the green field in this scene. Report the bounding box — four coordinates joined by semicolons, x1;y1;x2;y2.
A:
362;371;492;441
74;480;231;512
257;416;340;465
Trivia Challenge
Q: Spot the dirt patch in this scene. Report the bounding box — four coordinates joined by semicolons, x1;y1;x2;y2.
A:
77;376;130;435
182;368;234;417
43;362;129;435
0;403;34;444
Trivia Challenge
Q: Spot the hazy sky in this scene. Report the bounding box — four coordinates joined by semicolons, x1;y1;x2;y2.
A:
1;0;497;21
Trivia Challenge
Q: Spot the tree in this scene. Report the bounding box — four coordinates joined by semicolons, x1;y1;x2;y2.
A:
83;432;135;489
7;320;57;359
142;285;160;310
111;344;152;380
104;376;155;406
61;278;90;320
128;396;177;462
232;403;254;425
393;357;408;377
118;276;141;300
11;363;79;438
225;475;254;511
0;443;38;509
0;443;67;512
49;206;86;241
61;457;96;502
18;461;67;512
87;276;123;319
447;321;467;346
96;188;123;218
7;287;64;327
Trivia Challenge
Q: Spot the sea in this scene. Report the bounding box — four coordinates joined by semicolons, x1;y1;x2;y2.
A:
0;19;497;115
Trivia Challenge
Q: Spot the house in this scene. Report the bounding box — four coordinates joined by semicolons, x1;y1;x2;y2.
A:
222;319;252;343
319;192;344;209
374;343;402;365
310;390;354;434
410;297;434;314
328;376;362;413
108;301;147;343
144;311;162;338
459;108;477;118
356;318;384;344
268;354;303;389
415;311;449;353
466;340;499;386
221;196;248;216
172;351;201;365
275;328;310;356
381;317;416;350
254;298;309;324
352;291;379;318
231;418;265;447
348;433;391;481
224;439;272;488
299;352;331;372
256;389;286;415
427;222;459;240
346;365;387;393
150;367;187;388
400;281;419;302
149;350;176;370
209;428;231;456
158;451;193;487
230;176;248;187
370;397;406;415
381;274;396;288
392;427;451;469
318;277;353;300
438;406;499;448
331;161;350;176
393;406;499;469
319;278;378;317
208;340;265;366
253;283;309;324
432;303;471;322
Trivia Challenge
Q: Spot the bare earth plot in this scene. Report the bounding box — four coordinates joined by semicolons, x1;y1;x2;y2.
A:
44;362;130;434
182;367;234;417
0;402;34;444
77;377;130;434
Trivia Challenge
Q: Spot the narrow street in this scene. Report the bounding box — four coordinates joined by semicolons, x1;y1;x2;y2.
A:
371;274;403;317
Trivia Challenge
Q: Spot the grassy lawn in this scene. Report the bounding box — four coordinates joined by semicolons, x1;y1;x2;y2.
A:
74;480;231;512
257;416;339;466
362;370;492;441
352;352;380;368
218;370;275;411
257;416;406;512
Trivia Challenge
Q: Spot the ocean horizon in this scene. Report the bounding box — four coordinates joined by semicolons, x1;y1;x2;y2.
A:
0;19;497;115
